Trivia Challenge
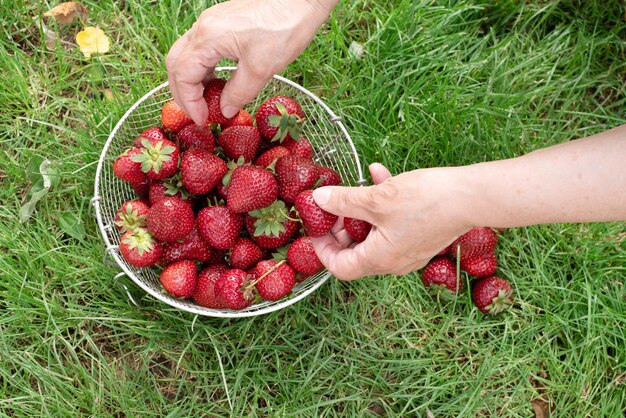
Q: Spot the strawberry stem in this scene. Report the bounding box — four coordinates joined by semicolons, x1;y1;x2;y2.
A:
244;260;286;290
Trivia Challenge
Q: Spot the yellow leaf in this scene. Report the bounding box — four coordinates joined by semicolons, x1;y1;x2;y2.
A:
76;26;109;58
44;2;88;24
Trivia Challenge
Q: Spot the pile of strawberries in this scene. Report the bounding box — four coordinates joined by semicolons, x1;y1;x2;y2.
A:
420;227;514;315
111;78;348;311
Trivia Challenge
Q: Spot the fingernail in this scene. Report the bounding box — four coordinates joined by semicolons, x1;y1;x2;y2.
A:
312;188;331;207
222;105;238;119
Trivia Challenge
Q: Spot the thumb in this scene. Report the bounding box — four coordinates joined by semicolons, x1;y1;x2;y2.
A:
312;186;377;224
221;60;272;118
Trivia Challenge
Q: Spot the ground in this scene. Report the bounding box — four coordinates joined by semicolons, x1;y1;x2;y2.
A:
0;1;625;416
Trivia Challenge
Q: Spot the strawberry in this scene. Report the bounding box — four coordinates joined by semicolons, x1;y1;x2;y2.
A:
221;109;253;129
176;124;216;151
246;201;299;249
214;268;254;310
449;227;498;262
148;175;195;206
180;148;228;195
193;264;229;308
203;78;237;125
343;217;372;243
253;260;295;301
161;100;193;133
420;256;462;299
218;125;261;162
226;165;279;213
275;155;319;203
255;96;304;143
205;249;227;265
131;177;152;199
160;260;197;298
294;190;338;238
471;276;514;315
146;197;195;243
114;200;150;233
132;137;180;180
196;206;243;250
460;251;497;278
317;166;342;187
160;224;213;265
229;238;263;270
254;146;290;168
119;228;163;267
113;147;147;185
286;236;324;278
285;137;313;159
436;245;451;257
134;126;168;148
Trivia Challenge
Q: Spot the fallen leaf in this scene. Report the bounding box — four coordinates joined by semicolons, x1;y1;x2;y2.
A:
76;26;110;58
58;211;85;241
426;408;435;418
531;398;550;418
44;2;88;24
20;158;58;223
348;41;365;60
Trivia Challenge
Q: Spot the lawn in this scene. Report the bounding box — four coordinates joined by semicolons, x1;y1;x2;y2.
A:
1;0;625;416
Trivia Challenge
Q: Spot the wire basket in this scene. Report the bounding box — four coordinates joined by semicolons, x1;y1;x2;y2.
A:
92;67;365;318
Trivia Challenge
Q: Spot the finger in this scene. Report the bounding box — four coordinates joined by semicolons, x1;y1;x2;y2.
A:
220;59;273;118
310;235;371;281
166;31;192;108
169;43;222;126
312;185;378;223
369;163;392;184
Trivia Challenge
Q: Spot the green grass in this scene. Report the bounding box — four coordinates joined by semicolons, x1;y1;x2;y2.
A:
1;0;625;416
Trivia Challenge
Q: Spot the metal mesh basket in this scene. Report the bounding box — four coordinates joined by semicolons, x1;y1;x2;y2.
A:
92;67;364;318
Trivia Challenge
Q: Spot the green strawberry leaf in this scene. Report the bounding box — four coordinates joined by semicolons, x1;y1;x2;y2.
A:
58;211;86;241
268;115;282;127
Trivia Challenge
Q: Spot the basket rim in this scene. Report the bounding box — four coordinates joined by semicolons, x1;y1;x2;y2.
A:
93;67;362;318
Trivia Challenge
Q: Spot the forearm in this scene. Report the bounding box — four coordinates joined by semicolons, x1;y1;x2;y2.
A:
461;124;626;228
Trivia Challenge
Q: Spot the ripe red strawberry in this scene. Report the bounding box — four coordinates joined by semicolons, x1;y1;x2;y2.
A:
146;197;195;243
294;190;338;238
344;217;372;243
254;146;291;168
113;147;147;185
245;201;299;249
221;109;253;129
226;165;279;213
119;228;163;267
436;245;451;257
218;125;261;162
460;251;497;278
214;268;254;310
114;200;149;233
449;227;498;262
255;96;304;143
131;177;151;199
317;166;342;186
160;260;197;298
180;148;228;195
193;264;229;308
160;224;213;265
196;206;243;250
420;256;462;299
132;137;180;180
203;78;237;125
275;155;319;203
176;124;216;151
205;249;227;265
253;260;295;301
472;276;513;315
161;100;193;133
134;126;168;148
286;236;324;278
148;175;195;206
229;238;263;270
285;137;313;159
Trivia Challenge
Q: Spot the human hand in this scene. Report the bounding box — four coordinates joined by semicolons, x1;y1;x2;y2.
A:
310;163;475;280
166;0;337;126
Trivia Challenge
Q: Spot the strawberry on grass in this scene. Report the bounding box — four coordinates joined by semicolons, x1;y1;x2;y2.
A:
449;227;498;262
420;256;462;300
460;251;497;278
471;276;514;315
